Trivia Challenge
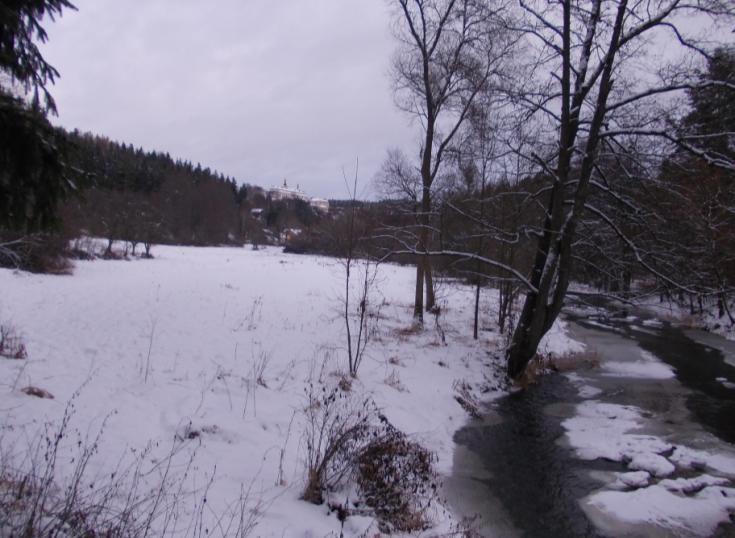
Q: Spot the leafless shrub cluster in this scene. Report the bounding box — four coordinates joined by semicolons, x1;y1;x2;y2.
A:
241;344;272;417
300;383;374;504
0;233;72;274
68;236;102;260
384;369;407;392
0;399;263;537
452;379;481;418
0;322;27;360
300;381;439;532
232;296;263;332
356;417;438;533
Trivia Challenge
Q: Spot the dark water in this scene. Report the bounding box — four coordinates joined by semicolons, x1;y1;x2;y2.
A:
453;375;610;537
571;311;735;445
451;309;735;537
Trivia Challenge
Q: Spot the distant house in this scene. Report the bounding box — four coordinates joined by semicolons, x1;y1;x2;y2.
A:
268;179;329;213
310;198;329;213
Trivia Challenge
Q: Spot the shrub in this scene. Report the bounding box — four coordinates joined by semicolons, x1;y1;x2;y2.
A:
356;418;437;533
0;401;263;537
301;384;373;504
0;233;72;274
0;323;27;360
546;349;601;372
299;382;439;532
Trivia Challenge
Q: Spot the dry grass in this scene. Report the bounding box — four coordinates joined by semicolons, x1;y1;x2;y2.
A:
395;323;423;338
546;349;601;372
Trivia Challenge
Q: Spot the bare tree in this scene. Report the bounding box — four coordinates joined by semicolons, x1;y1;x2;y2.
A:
501;0;735;378
391;0;514;322
341;161;378;377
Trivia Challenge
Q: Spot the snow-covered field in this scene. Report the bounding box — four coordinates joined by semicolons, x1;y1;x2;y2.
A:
0;244;581;536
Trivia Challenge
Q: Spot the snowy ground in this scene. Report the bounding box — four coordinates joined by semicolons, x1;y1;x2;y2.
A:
0;244;581;536
635;295;735;342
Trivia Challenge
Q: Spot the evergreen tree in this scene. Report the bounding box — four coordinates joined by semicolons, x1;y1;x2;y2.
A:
684;47;735;156
0;0;76;232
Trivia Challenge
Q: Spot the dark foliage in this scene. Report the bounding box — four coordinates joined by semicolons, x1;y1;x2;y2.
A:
1;0;76;235
0;0;76;114
0;95;71;232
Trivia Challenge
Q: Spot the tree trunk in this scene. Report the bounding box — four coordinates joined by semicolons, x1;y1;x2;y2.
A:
424;259;435;312
473;282;481;340
414;261;424;322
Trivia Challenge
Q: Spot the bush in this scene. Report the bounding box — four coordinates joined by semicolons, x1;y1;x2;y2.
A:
0;399;263;537
0;233;72;274
299;380;439;532
356;418;437;533
301;384;373;504
0;323;27;360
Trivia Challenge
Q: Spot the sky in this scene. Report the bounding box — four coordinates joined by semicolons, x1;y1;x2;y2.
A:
41;0;416;199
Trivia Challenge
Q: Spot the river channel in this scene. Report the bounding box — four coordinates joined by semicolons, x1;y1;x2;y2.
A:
447;306;735;537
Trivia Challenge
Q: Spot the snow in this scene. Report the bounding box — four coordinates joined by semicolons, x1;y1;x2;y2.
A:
0;244;574;536
538;317;586;357
561;401;673;467
658;474;730;493
716;376;735;390
564;372;602;398
637;296;735;342
564;399;735;535
627;453;676;478
601;352;676;380
669;446;735;477
584;484;735;537
613;471;651;489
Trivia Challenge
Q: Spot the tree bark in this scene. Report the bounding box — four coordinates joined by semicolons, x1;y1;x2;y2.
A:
414;261;424;321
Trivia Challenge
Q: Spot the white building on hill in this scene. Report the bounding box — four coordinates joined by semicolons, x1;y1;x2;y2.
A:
269;179;309;202
268;179;329;213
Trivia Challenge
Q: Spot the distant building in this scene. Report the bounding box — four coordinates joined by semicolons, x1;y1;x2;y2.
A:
268;179;329;213
268;179;309;202
310;198;329;213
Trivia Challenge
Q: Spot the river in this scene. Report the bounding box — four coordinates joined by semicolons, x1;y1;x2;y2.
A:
446;306;735;537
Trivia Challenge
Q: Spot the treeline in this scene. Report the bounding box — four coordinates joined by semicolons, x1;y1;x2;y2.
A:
0;124;334;270
60;131;245;250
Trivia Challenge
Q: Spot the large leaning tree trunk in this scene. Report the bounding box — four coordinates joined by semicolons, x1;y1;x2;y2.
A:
506;0;735;379
391;0;513;322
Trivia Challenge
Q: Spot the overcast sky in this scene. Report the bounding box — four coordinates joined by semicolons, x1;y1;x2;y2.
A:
41;0;415;199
